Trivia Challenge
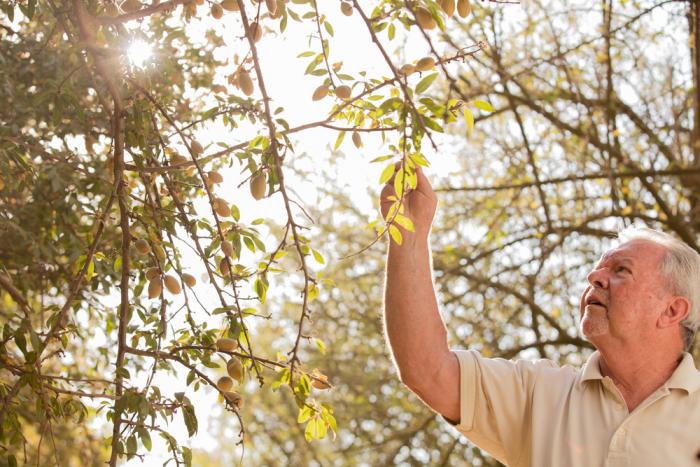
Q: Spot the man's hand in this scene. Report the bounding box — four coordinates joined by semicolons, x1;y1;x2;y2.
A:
380;163;438;240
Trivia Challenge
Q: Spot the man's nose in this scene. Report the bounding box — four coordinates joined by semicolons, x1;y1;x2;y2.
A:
587;268;608;288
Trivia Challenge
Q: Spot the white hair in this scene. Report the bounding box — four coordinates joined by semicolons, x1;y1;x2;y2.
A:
617;226;700;351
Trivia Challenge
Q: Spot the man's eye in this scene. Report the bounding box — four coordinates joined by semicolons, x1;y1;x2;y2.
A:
616;266;629;273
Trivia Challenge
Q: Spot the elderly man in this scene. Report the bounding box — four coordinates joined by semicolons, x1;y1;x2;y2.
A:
382;166;700;466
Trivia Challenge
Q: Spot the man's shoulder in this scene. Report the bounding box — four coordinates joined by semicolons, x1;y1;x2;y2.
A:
455;349;585;384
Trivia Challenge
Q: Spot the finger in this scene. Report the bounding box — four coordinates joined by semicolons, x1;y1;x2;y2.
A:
413;164;434;195
380;182;396;200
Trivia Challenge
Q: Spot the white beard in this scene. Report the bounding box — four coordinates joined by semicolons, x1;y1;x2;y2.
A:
580;306;610;339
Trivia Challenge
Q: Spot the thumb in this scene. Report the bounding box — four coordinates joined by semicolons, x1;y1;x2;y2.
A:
414;164;434;196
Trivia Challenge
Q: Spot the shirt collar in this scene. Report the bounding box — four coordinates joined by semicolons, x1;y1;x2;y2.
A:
579;350;700;394
664;352;700;394
579;350;604;385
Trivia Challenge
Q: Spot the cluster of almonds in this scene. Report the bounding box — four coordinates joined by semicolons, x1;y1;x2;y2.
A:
414;0;472;30
167;139;203;174
228;68;255;97
145;268;194;298
214;339;331;409
399;56;436;77
210;172;266;221
311;83;353;102
114;0;284;18
309;82;363;149
169;136;267;213
215;338;245;410
133;238;197;297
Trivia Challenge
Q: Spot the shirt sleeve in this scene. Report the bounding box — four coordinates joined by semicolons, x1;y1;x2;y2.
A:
452;349;559;465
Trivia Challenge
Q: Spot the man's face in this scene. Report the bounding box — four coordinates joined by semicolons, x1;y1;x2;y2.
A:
579;239;673;348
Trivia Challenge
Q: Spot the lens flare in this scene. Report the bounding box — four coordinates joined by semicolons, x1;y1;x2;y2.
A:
127;40;152;68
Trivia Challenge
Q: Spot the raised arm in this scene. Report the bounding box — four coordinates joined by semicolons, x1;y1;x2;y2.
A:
381;165;460;422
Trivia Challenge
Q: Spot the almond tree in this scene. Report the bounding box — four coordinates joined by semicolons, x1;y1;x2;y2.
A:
0;0;511;464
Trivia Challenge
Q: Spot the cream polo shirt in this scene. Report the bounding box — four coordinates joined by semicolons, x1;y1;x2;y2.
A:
452;349;700;467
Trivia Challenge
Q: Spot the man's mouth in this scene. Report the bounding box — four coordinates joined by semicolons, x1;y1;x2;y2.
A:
585;298;606;308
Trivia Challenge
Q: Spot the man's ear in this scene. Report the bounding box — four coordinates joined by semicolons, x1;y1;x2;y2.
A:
658;296;690;328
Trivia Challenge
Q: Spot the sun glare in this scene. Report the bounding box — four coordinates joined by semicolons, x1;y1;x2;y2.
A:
127;40;152;68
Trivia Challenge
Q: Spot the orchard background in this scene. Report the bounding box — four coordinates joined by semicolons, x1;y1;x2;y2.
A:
1;0;700;465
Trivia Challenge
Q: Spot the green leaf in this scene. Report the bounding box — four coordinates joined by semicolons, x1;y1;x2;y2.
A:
272;368;291;390
422;116;444;133
370;154;394;163
182;404;198;437
463;107;474;137
252;235;266;252
213;305;239;315
316;416;327;439
474;99;495;112
315;338;326;355
312;249;325;264
249;135;267;148
243;236;256;253
126;435;137;455
415;73;438;94
254;276;268;303
297;405;313;424
384;200;400;222
379;162;395;184
388;225;403;245
393;167;405;198
138;397;150;418
324;21;334;36
308;283;319;302
297;374;311;397
29;329;41;352
394;214;415;232
379;97;403;115
139;428;152;451
304;59;318;75
305;417;326;441
323;411;337;436
14;339;32;364
183;447;193;467
273;250;288;261
334;131;345;150
86;259;95;281
304;418;316;441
